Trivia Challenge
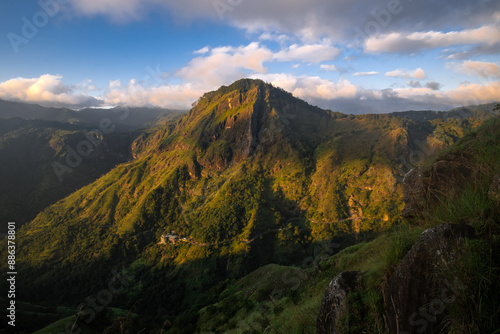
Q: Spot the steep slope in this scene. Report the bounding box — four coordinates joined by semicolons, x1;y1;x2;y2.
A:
2;80;497;333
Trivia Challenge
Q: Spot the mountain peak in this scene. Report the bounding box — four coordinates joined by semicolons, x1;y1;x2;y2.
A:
177;79;334;162
199;78;266;103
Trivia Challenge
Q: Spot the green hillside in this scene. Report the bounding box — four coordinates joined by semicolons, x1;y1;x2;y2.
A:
195;117;500;333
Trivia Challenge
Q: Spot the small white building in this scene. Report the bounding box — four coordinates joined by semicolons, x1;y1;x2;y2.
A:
161;233;179;244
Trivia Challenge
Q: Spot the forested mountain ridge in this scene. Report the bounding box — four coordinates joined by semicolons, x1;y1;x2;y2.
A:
0;118;131;230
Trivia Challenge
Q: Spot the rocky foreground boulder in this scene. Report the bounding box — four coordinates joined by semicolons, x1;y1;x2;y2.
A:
316;271;360;334
383;224;475;334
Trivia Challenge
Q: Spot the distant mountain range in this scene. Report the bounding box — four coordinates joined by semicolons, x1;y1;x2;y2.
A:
0;100;185;230
0;98;186;130
0;80;498;333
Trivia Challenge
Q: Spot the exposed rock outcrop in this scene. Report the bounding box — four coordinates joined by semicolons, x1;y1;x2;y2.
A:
429;159;473;194
402;167;428;218
317;271;360;334
489;174;500;203
383;224;475;334
402;157;473;218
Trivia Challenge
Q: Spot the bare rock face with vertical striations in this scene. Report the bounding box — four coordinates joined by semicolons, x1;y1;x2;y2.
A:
402;157;474;218
428;159;473;195
317;271;360;334
402;167;428;218
383;224;475;334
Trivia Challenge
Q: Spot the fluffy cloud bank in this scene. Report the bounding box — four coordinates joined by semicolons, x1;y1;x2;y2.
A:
386;68;427;79
274;43;341;63
176;42;273;88
105;79;202;109
253;73;357;101
1;73;498;114
453;61;500;80
0;74;102;108
365;25;500;54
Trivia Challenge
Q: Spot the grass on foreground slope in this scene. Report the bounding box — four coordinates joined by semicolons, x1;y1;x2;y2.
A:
421;118;500;333
193;224;423;334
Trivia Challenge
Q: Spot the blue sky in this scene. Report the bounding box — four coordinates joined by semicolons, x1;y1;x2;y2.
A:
0;0;499;113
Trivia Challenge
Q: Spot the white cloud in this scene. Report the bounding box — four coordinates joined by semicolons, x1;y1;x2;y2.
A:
70;0;151;21
320;64;338;71
102;42;275;109
445;81;500;104
109;79;122;88
365;25;500;54
323;81;500;113
258;32;290;44
353;71;378;76
194;46;210;54
176;42;273;87
104;80;202;109
274;43;341;63
452;60;500;79
175;41;342;89
293;77;357;100
0;74;102;108
392;86;443;100
390;81;500;106
252;73;357;100
385;68;427;79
